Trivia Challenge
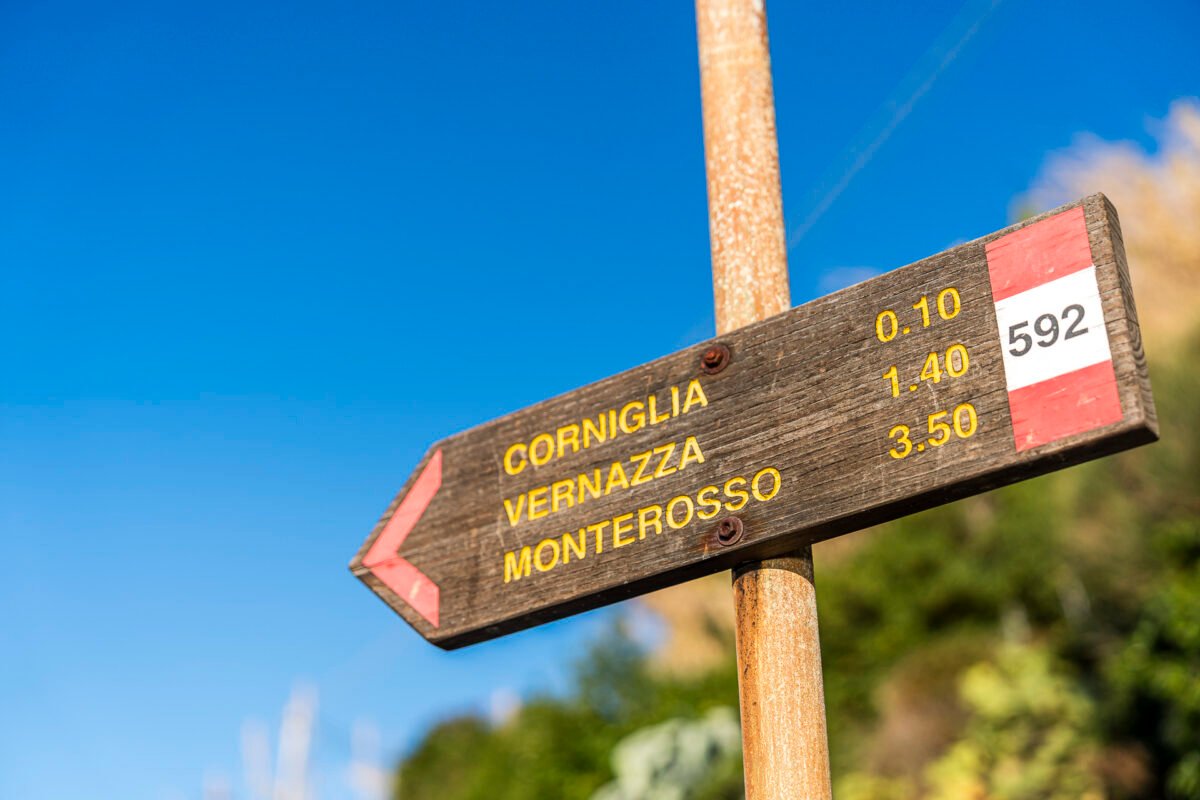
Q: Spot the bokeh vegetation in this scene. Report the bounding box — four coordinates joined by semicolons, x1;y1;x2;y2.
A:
394;101;1200;799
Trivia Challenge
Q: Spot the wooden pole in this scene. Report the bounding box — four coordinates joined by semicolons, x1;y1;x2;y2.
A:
695;1;834;798
695;0;790;332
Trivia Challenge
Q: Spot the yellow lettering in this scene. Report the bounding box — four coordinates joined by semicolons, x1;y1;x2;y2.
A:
530;433;554;466
752;467;781;502
648;394;670;424
503;495;526;527
500;383;714;481
503;443;527;476
503;464;788;581
637;505;663;539
534;538;560;572
629;450;653;486
562;529;586;564
612;513;635;548
605;461;630;494
551;478;575;512
679;435;706;470
666;495;694;529
504;547;532;583
619;401;646;434
682;379;709;413
652;442;677;478
696;485;721;520
587;521;609;553
578;468;602;503
724;477;749;511
583;414;607;448
556;424;581;458
528;486;550;520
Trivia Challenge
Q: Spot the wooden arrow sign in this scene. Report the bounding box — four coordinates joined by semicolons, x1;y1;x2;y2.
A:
350;194;1157;649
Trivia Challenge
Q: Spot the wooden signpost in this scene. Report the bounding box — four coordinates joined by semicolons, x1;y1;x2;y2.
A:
351;193;1157;650
353;4;1157;795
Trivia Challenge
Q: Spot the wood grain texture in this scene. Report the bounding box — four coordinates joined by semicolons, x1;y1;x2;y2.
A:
696;0;790;330
734;557;831;800
350;194;1158;649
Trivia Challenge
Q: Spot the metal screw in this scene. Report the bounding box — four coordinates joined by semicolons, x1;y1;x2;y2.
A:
715;516;744;546
700;343;731;374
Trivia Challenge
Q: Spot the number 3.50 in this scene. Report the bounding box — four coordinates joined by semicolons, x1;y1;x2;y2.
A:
1008;304;1088;357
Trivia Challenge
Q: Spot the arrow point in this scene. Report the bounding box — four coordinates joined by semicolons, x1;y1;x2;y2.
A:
361;448;444;628
370;558;440;628
364;449;443;567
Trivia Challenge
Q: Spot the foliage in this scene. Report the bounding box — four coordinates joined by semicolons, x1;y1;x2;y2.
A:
837;643;1106;800
590;707;741;800
395;623;740;800
1109;519;1200;798
922;643;1105;800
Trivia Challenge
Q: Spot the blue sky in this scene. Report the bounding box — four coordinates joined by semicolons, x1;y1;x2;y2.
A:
2;0;1197;797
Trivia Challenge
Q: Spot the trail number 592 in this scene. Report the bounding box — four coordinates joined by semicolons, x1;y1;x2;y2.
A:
1008;304;1088;357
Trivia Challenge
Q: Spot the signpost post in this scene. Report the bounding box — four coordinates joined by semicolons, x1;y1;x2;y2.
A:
350;3;1158;796
694;0;830;795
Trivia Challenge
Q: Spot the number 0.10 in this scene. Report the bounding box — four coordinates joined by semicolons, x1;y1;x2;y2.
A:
875;287;961;343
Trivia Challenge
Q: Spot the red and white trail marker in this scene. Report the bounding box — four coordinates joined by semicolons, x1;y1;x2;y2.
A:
987;207;1124;452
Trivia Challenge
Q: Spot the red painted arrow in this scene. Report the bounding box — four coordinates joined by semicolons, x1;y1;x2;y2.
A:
362;449;442;627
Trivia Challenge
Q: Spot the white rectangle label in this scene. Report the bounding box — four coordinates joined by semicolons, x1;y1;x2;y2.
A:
994;265;1113;391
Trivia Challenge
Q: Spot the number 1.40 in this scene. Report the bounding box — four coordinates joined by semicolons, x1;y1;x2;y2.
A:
882;344;969;397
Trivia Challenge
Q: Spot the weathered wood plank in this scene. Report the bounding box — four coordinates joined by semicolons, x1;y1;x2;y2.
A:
350;194;1157;649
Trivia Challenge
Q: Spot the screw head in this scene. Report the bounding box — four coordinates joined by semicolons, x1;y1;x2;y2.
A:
700;343;731;375
715;516;744;546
